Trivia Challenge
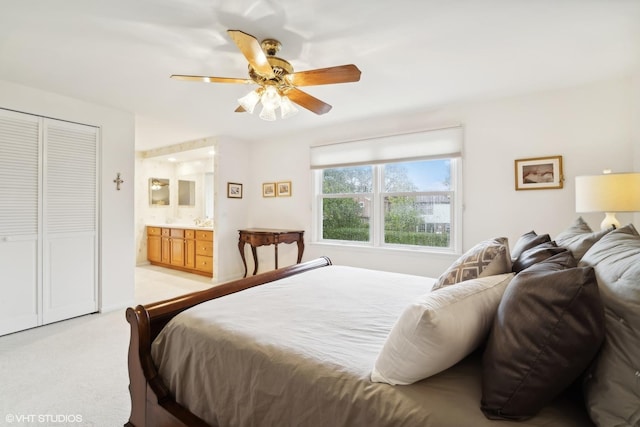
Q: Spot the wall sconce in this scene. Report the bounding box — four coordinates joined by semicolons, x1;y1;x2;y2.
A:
575;172;640;230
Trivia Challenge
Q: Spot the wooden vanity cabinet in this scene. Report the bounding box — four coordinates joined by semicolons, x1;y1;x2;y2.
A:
184;229;196;269
169;228;185;266
147;226;213;277
147;227;162;263
195;230;214;274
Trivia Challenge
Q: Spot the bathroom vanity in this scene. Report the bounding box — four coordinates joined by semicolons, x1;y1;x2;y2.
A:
147;225;213;277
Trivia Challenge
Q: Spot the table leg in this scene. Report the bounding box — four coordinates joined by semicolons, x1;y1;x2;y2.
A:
251;246;258;276
274;244;279;270
296;234;305;263
238;240;248;278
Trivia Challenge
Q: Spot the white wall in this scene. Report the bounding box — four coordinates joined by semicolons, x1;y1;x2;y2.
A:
245;76;637;278
213;137;252;282
0;79;136;311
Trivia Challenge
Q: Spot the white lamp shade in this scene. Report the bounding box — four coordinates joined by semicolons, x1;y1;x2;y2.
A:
260;86;281;110
237;90;261;114
259;104;277;121
575;173;640;230
280;96;298;119
575;173;640;212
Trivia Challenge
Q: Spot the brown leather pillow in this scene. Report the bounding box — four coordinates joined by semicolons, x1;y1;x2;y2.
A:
481;252;605;420
510;231;551;260
511;241;568;273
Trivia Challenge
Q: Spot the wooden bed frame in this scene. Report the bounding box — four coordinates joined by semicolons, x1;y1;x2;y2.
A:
125;256;333;427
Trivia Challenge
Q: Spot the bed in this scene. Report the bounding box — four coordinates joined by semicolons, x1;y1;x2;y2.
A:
125;221;640;427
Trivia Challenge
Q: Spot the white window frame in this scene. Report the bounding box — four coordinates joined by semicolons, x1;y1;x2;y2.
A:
310;126;463;254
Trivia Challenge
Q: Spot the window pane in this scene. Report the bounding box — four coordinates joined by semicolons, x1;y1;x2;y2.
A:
322;197;370;242
384;159;451;192
322;166;372;194
384;195;451;247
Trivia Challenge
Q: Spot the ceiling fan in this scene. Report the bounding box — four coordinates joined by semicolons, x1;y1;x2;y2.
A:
171;30;362;120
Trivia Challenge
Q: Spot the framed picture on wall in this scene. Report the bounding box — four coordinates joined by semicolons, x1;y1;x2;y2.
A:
277;181;292;197
262;182;276;197
227;182;243;198
514;155;564;190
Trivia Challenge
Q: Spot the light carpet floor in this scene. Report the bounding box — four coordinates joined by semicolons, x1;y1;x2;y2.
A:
0;265;214;427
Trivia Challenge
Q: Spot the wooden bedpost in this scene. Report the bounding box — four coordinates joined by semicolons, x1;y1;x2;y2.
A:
125;306;151;427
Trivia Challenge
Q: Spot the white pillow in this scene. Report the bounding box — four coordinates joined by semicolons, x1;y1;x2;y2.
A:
371;273;514;385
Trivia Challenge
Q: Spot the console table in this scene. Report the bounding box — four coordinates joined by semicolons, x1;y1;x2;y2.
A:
238;228;305;277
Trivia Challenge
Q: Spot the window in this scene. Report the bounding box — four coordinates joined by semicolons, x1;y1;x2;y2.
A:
311;127;462;252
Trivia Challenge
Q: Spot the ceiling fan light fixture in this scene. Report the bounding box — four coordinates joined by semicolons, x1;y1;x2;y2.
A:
237;89;261;114
260;85;282;110
259;104;277;121
280;95;298;119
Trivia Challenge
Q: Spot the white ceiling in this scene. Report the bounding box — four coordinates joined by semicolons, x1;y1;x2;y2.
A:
1;0;639;151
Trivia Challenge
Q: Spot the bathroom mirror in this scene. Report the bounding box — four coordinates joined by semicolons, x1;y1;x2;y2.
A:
149;178;170;205
178;180;196;206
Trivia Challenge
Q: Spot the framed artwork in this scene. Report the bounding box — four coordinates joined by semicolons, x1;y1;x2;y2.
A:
227;182;243;198
514;155;563;190
262;182;276;197
277;181;292;197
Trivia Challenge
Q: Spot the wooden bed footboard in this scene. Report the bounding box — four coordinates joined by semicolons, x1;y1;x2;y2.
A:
125;256;333;427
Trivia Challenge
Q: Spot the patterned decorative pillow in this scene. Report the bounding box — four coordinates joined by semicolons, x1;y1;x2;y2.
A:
555;217;611;261
510;231;551;261
432;237;511;290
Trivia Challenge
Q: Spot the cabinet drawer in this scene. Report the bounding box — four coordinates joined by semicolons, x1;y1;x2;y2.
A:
170;228;184;238
196;230;213;241
147;227;161;236
161;228;170;237
195;255;213;273
196;241;213;257
185;229;195;239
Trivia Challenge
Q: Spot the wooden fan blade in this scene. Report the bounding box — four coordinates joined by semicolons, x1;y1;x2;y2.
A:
286;88;332;115
235;105;246;113
288;64;361;86
170;74;252;84
227;30;275;79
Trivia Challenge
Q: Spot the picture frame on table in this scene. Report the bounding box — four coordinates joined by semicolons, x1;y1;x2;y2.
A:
514;155;563;190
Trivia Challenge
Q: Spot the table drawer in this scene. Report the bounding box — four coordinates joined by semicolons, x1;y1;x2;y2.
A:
196;241;213;257
242;234;274;246
195;255;213;273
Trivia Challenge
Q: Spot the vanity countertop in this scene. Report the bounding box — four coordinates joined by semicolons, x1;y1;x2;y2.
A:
147;224;213;231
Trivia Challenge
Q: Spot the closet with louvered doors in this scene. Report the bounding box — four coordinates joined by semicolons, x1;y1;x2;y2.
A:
0;108;99;336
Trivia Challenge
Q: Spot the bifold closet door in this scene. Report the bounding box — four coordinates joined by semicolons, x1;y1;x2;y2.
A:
0;110;42;336
42;119;98;325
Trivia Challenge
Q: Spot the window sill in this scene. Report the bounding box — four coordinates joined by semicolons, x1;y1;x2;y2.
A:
310;240;460;257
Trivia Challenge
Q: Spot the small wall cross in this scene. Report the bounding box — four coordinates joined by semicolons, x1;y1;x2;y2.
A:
113;172;124;191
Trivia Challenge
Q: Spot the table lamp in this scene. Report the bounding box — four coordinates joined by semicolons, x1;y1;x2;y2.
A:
575;172;640;230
